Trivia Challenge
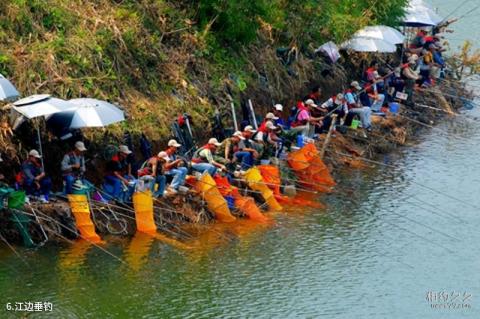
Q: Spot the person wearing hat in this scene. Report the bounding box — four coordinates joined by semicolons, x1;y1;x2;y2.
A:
138;151;167;198
289;101;319;136
192;138;226;175
241;125;264;156
61;141;88;194
320;93;348;127
257;112;279;133
272;105;286;128
344;81;372;132
19;150;52;203
216;131;254;171
403;58;420;106
161;139;188;194
104;145;135;201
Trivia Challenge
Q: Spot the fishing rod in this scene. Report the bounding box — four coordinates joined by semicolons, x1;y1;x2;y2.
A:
231;177;320;195
441;0;472;22
0;231;29;266
332;150;480;211
90;197;193;240
342;194;456;254
26;209;129;267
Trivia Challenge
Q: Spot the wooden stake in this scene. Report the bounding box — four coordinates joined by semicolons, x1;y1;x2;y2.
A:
320;114;337;160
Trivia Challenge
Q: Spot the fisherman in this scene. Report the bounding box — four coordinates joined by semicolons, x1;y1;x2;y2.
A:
104;145;135;202
263;121;282;158
320;93;348;128
344;81;372;132
289;101;313;136
61;141;87;194
402;57;420;106
304;86;322;104
365;77;386;113
216;131;253;171
258;112;278;133
242;125;264;157
272;105;286;128
419;48;433;87
162;139;188;194
18;150;52;203
138;151;167;198
192;138;226;176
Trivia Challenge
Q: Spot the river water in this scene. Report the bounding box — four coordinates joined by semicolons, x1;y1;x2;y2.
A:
1;2;480;319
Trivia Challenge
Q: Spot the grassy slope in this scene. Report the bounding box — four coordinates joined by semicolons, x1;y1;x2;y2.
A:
0;0;407;142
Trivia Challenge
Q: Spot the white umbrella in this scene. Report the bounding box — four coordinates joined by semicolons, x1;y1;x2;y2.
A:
0;74;19;102
13;94;77;119
354;26;405;44
403;1;443;26
48;98;125;129
12;95;77;169
341;37;397;53
315;41;341;63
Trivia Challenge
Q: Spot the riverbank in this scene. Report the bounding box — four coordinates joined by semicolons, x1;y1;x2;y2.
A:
0;74;469;246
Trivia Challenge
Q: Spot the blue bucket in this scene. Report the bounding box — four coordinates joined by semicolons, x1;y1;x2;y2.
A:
296;134;305;147
389;102;400;114
225;196;235;209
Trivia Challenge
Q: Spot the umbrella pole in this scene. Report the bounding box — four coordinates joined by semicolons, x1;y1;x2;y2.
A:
36;124;45;170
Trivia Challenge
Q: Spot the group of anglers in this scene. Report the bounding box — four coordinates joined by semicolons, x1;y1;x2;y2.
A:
6;27;446;205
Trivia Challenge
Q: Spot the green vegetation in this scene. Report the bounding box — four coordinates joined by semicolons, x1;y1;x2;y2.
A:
0;0;407;140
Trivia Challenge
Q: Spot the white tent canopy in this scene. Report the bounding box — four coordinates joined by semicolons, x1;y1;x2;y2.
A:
341;37;397;53
354;26;405;44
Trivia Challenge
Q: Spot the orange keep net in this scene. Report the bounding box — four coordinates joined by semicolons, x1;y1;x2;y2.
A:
132;191;157;234
68;194;102;243
214;175;269;223
258;164;325;208
287;143;336;192
244;167;282;211
194;173;236;223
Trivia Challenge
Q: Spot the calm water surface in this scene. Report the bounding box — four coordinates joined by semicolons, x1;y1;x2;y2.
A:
1;1;480;318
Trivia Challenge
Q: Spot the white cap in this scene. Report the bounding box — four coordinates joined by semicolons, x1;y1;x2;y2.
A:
75;141;87;152
350;81;362;90
334;93;344;105
157;151;168;159
29;149;42;158
119;145;132;154
208;138;222;146
168;139;182;148
244;125;256;133
305;99;318;108
274;104;283;111
232;131;245;140
265;112;279;120
265;121;277;130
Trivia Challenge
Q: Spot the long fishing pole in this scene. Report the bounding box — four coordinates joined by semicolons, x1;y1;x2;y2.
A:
30;209;129;267
332;150;480;211
343;194;456;254
0;231;28;266
90;198;193;240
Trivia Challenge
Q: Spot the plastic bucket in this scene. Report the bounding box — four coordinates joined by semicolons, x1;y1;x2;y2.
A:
350;119;361;130
389;102;400;114
296;134;305;147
